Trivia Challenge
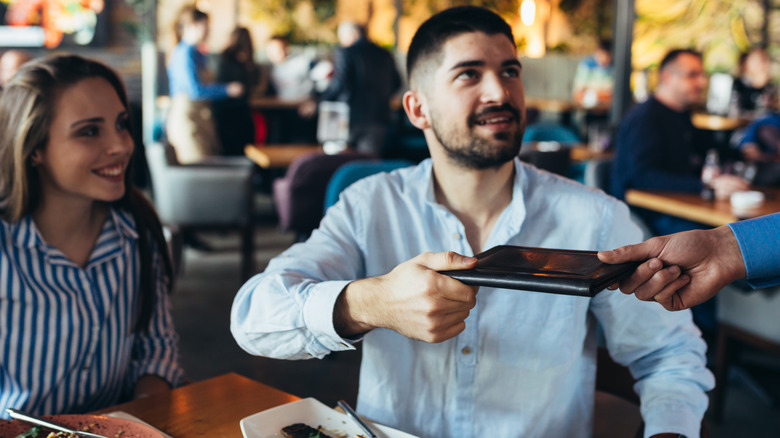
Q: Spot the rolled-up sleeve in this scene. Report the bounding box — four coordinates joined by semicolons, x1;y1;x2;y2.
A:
231;199;367;359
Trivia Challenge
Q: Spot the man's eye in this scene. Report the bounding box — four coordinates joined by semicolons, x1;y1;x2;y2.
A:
456;70;477;80
502;68;520;78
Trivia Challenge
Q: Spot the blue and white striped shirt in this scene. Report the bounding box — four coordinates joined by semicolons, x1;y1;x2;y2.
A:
0;208;184;417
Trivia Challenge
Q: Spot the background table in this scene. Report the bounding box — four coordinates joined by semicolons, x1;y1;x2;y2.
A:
244;144;322;169
95;373;299;438
625;188;780;227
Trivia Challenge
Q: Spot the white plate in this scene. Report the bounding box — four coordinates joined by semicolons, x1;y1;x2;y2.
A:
240;397;419;438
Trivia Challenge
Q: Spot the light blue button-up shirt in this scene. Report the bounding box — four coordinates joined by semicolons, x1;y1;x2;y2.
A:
231;159;714;438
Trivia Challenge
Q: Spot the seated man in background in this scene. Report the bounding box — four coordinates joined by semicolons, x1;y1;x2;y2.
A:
611;49;749;236
232;7;713;438
737;112;780;186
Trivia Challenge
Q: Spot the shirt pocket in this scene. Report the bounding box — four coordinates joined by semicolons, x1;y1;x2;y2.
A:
497;295;580;371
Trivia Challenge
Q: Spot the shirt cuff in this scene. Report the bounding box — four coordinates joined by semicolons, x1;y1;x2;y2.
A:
302;280;358;356
729;215;780;286
642;403;700;438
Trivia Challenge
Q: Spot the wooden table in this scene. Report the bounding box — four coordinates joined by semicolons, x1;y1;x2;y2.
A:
244;144;322;169
94;373;299;438
525;97;576;113
522;142;612;163
250;97;307;110
625;188;780;227
691;112;752;131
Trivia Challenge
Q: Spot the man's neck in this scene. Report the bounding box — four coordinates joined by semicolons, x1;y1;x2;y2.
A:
432;160;515;253
653;89;688;113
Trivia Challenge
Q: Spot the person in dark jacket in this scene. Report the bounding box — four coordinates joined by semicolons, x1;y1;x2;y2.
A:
611;49;748;236
313;22;402;156
214;27;259;156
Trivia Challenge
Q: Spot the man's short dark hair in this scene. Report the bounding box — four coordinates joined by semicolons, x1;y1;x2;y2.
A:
406;6;514;85
597;39;612;53
659;49;701;73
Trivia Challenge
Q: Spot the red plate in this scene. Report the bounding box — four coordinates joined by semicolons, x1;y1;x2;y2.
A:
0;414;164;438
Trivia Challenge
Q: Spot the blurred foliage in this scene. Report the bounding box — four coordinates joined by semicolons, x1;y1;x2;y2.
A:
245;0;338;44
633;0;767;74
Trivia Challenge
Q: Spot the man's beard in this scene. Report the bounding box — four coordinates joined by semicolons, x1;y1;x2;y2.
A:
431;104;524;170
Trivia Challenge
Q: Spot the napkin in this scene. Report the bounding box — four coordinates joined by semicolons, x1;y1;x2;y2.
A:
104;411;173;438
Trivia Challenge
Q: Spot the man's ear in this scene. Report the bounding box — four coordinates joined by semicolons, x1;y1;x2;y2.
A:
402;89;430;130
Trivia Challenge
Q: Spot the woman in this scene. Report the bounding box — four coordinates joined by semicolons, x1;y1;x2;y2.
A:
214;27;258;156
733;47;776;114
166;6;243;163
0;54;184;416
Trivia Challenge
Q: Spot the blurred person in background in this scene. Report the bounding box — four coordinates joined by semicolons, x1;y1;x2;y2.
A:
306;21;402;156
0;49;33;90
214;27;259;156
0;54;183;417
733;46;776;115
262;34;319;144
166;6;243;164
572;39;613;109
611;48;750;332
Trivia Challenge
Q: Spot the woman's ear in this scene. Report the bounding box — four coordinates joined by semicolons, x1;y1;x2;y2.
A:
29;149;43;167
402;90;430;130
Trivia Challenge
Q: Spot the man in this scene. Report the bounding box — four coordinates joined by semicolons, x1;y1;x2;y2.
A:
572;39;613;109
264;35;319;143
314;21;401;156
0;49;32;90
611;49;749;236
599;213;780;311
231;7;712;438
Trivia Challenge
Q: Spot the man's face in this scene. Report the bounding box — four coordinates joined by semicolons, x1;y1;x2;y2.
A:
594;48;611;67
661;53;707;109
421;32;526;170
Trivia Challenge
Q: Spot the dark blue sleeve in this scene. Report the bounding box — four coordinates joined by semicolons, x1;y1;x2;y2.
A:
728;213;780;288
171;45;229;101
319;48;349;102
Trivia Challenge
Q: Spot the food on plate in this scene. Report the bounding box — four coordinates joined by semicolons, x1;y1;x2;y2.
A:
280;423;336;438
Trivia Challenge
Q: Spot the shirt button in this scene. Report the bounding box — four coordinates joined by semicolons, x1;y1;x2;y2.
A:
452;233;462;241
461;346;472;355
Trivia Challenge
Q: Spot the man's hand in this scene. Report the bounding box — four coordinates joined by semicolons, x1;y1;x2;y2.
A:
711;174;749;200
598;226;746;311
298;99;317;118
334;252;479;343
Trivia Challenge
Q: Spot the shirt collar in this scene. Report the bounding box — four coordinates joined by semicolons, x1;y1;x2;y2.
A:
13;206;138;250
418;157;529;244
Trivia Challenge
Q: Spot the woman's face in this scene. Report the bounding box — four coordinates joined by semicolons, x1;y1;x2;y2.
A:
31;77;134;207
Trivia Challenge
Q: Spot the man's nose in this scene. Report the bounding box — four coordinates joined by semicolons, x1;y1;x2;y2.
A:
480;73;510;104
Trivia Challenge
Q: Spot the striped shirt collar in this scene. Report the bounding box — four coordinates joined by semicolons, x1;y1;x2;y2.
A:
11;206;139;250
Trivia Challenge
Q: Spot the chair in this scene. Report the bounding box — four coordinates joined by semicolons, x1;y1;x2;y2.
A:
272;151;373;241
712;285;780;422
145;142;256;280
523;121;581;144
518;148;572;177
324;160;413;212
594;347;710;438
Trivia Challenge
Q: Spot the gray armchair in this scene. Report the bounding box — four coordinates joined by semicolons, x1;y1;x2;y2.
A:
145;142;256;280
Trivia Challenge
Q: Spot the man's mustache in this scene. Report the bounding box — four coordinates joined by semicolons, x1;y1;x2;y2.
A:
468;104;521;125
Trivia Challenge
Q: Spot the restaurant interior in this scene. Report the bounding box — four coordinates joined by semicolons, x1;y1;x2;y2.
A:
2;0;780;437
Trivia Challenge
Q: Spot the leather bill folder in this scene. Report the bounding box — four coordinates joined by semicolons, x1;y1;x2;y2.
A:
439;245;640;297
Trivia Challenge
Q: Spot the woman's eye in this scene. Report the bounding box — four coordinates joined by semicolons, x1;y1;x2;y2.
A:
117;117;130;131
79;126;99;137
